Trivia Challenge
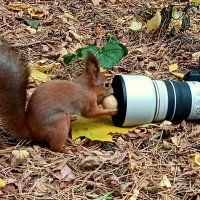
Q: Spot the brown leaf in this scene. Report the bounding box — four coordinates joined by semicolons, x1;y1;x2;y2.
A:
2;184;18;194
170;135;179;147
33;178;49;197
53;160;75;182
145;185;161;193
22;170;33;186
106;174;119;186
80;156;102;169
27;6;49;19
27;147;47;165
110;151;127;165
128;159;140;171
55;165;75;182
139;179;150;188
5;178;16;185
42;44;49;52
89;150;115;163
116;137;128;150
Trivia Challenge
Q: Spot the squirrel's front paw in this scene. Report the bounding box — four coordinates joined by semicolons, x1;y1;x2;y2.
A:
107;109;118;115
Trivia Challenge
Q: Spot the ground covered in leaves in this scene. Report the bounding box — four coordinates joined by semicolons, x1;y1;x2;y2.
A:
0;0;200;199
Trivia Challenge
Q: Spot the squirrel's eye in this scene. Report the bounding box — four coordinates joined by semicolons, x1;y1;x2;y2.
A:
104;82;110;88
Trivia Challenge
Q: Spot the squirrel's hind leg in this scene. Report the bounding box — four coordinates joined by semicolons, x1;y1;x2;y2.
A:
45;114;70;153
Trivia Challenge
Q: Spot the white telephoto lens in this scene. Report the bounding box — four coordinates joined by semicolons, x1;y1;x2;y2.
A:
187;81;200;120
112;74;200;127
152;80;168;122
112;75;156;126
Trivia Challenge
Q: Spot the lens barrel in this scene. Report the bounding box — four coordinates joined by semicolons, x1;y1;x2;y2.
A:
112;75;200;127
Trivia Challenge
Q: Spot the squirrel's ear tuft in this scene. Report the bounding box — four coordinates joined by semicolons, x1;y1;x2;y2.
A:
85;51;100;78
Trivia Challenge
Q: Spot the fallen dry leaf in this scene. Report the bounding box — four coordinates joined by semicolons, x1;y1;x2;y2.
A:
129;21;143;31
22;170;33;186
71;116;134;142
0;178;6;188
4;178;16;185
59;47;69;57
29;68;51;84
8;2;31;10
28;7;48;18
42;44;49;52
146;10;161;33
54;165;75;181
169;63;179;72
128;159;140;171
33;178;49;197
168;63;184;79
160;120;172;128
106;174;119;186
11;150;30;167
60;12;75;23
128;153;143;171
80;156;102;169
162;140;171;150
27;147;47;165
169;18;182;30
145;185;161;193
110;151;127;165
188;153;200;166
171;135;179;147
139;179;150;188
91;0;102;6
190;0;200;4
129;189;139;200
171;72;184;79
68;30;84;41
26;27;37;34
160;175;172;188
53;160;75;182
2;184;17;194
36;62;61;72
192;51;200;61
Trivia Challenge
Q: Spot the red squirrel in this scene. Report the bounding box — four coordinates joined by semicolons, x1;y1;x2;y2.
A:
0;43;117;153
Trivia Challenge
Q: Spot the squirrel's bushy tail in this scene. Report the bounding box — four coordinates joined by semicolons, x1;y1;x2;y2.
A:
0;42;29;137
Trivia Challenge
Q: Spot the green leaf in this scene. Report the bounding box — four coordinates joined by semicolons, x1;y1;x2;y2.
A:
108;37;128;56
181;15;190;31
98;44;124;68
63;37;127;68
76;48;83;58
172;11;180;20
94;192;112;200
76;45;99;59
118;43;128;56
188;5;198;13
129;21;143;31
63;53;76;65
25;19;40;29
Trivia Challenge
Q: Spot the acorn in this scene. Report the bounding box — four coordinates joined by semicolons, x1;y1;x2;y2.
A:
102;95;118;109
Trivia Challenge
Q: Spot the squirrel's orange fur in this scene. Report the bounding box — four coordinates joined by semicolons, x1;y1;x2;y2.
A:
0;43;117;153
